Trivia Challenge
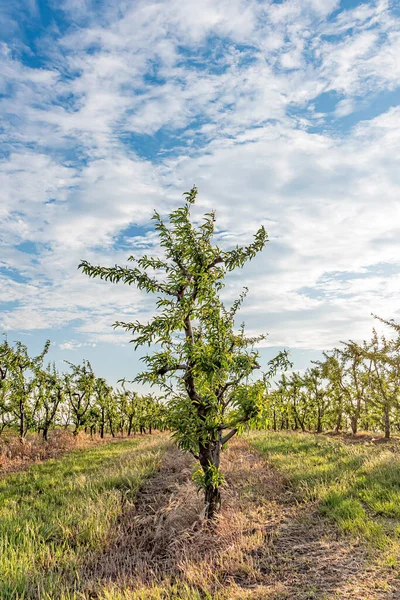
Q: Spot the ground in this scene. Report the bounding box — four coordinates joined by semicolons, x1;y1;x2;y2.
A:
1;431;399;599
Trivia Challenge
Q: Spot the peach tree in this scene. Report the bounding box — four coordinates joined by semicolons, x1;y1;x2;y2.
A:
79;188;289;518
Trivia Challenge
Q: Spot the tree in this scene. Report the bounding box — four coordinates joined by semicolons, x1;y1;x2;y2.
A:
302;367;328;433
280;373;308;431
36;364;64;440
118;387;138;436
0;336;14;433
319;352;346;433
334;345;371;435
93;377;113;438
79;187;289;519
6;340;50;439
347;325;400;439
64;360;95;435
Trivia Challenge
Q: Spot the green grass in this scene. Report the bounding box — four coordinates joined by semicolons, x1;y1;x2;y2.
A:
250;431;400;554
0;435;169;600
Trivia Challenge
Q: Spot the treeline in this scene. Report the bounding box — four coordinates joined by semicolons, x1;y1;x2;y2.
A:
267;317;400;439
0;337;166;440
2;315;399;442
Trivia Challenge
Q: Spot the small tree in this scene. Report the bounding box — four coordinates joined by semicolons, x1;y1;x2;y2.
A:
0;336;14;433
80;187;288;518
347;325;400;439
330;345;371;435
303;366;328;433
6;340;50;439
36;364;64;440
93;377;113;438
118;387;138;436
64;360;95;435
280;373;308;431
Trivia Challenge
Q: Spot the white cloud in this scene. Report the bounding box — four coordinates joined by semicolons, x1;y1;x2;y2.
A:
0;0;399;368
59;340;97;350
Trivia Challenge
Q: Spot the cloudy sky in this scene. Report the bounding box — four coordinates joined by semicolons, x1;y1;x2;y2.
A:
1;0;399;385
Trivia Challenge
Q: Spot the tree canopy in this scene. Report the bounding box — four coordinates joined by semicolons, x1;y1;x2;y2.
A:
80;186;289;518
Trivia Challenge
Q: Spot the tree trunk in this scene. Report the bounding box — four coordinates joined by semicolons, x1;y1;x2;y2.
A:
294;408;305;432
100;408;105;439
384;405;390;439
199;434;222;520
204;485;221;520
316;409;322;433
350;415;358;435
73;417;81;436
335;412;342;433
19;399;25;439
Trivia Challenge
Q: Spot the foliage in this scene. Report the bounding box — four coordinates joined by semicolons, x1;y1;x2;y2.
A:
0;338;165;440
265;316;400;439
79;186;290;518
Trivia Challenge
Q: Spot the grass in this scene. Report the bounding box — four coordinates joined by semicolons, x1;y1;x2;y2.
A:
250;431;400;554
0;434;170;600
2;431;399;599
73;441;294;600
71;439;377;600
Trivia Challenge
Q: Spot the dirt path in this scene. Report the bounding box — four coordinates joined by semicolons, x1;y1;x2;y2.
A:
82;438;400;599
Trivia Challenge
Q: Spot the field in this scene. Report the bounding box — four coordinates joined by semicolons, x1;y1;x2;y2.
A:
1;431;399;600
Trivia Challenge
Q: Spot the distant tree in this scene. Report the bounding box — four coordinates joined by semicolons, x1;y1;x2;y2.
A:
319;352;346;432
36;364;64;440
93;377;113;438
118;387;138;436
0;337;14;433
64;360;95;435
334;345;371;435
280;373;308;431
6;340;50;439
303;366;328;433
0;336;13;387
80;187;289;519
347;324;400;439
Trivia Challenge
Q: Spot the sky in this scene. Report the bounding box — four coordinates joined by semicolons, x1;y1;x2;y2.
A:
0;0;399;387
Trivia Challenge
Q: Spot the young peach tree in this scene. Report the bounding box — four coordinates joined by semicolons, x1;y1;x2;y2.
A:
79;187;288;518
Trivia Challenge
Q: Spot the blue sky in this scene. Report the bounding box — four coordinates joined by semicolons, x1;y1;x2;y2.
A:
1;0;399;386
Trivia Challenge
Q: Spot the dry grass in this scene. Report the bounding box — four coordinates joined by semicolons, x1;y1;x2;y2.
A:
76;438;400;600
0;430;95;475
0;430;162;476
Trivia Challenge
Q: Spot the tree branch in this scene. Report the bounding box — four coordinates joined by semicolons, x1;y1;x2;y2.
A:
188;449;200;460
207;256;224;270
156;364;188;375
221;428;238;445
